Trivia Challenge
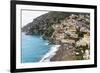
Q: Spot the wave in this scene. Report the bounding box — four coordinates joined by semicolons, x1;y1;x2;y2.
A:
44;42;49;45
40;45;60;62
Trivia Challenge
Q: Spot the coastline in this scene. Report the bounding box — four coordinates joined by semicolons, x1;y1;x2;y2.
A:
40;45;60;62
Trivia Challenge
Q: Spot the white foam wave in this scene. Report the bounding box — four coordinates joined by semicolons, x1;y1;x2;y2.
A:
40;45;60;62
44;42;49;45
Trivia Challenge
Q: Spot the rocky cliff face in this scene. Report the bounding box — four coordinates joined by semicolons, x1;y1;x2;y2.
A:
22;11;71;34
22;11;90;61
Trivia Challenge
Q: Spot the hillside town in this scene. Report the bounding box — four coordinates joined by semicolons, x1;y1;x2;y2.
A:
50;14;90;61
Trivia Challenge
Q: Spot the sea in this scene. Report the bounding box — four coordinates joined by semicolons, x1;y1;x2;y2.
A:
21;32;60;63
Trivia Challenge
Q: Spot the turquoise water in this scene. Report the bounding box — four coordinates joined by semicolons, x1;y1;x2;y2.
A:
21;32;53;63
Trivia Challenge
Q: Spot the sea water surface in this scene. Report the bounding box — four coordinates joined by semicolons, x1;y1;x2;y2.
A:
21;32;54;63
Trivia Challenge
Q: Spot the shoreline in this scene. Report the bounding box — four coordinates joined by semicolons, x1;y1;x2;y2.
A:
40;45;60;62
